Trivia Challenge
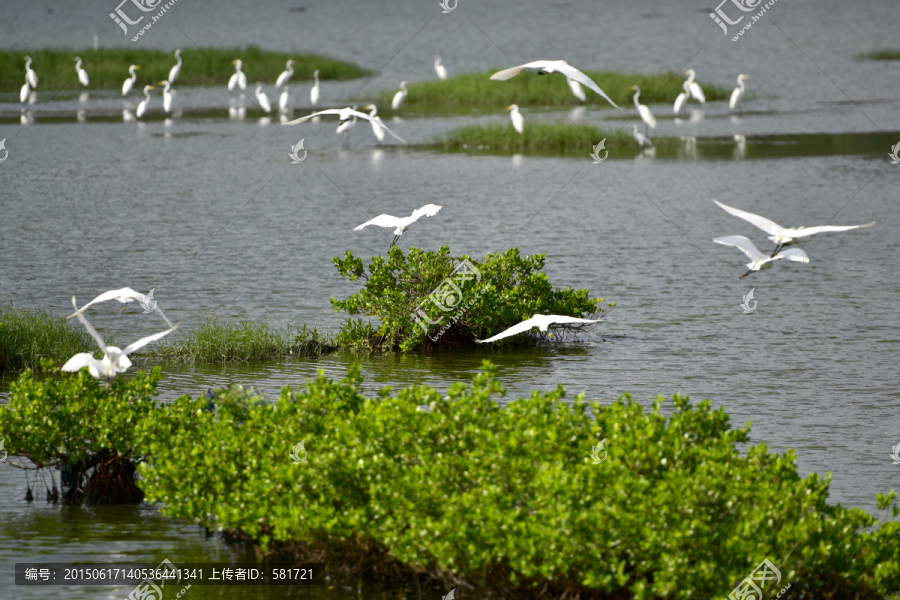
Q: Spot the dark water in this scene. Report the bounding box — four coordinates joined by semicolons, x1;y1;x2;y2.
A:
2;0;900;598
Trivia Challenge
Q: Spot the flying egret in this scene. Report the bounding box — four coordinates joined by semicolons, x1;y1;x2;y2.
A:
507;104;524;134
285;108;407;143
713;235;809;278
68;286;175;327
684;69;705;103
122;64;139;96
713;200;876;254
19;81;30;103
73;57;89;86
279;86;290;112
490;60;620;108
24;56;38;88
391;81;408;110
477;314;602;343
353;204;442;247
335;106;358;139
157;80;173;113
228;59;247;91
310;69;320;105
729;74;748;111
168;49;182;83
632;124;652;148
629;85;656;136
136;85;154;119
276;59;293;88
567;76;587;102
255;82;272;113
434;56;448;80
62;297;177;379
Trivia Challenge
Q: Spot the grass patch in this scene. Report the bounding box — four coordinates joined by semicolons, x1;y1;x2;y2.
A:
0;305;100;373
152;317;334;363
0;46;368;92
380;70;729;109
431;122;634;153
858;49;900;60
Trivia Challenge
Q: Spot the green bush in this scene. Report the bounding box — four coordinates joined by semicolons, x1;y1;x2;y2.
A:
0;305;99;373
135;363;900;598
331;246;613;351
432;122;632;153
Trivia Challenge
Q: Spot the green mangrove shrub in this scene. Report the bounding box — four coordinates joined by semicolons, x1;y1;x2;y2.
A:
136;363;900;598
0;361;162;502
433;122;632;153
331;246;613;351
0;305;99;373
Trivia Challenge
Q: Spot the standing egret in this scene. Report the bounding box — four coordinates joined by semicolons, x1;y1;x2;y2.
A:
255;82;272;113
684;69;705;103
276;59;293;87
136;84;154;118
364;104;387;142
73;57;89;86
567;76;586;102
713;200;876;254
122;64;140;96
353;204;442;247
279;86;290;112
285;107;407;143
157;80;173;113
168;49;182;83
476;314;602;343
729;74;749;111
507;104;524;134
630;85;656;136
228;59;247;91
490;60;620;108
310;69;320;105
713;235;809;278
19;80;30;103
632;124;652;148
391;81;408;110
62;297;177;379
68;286;174;327
673;79;689;114
23;56;38;88
434;56;448;80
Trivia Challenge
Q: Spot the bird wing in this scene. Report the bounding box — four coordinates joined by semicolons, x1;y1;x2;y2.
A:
673;92;687;114
410;204;442;222
713;236;765;261
774;248;809;263
789;222;876;239
152;304;175;328
61;353;99;376
567;77;586;101
554;63;620;108
123;325;179;355
476;316;543;343
714;200;785;237
68;287;145;317
283;109;347;125
353;214;404;230
70;297;108;352
639;105;657;128
286;109;407;143
729;87;741;109
489;61;554;81
546;315;602;326
689;81;705;103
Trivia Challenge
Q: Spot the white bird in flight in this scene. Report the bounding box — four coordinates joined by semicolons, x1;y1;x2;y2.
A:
157;80;173;113
434;56;448;80
713;235;809;278
490;60;620;108
630;85;656;136
136;85;154;119
714;200;876;254
68;286;175;327
507;104;524;134
122;64;140;96
310;69;320;105
477;314;602;343
228;59;247;91
392;81;408;110
73;57;89;86
276;59;293;88
353;204;442;247
62;297;177;379
729;74;749;111
255;82;272;113
24;56;38;89
285;108;407;144
168;49;182;84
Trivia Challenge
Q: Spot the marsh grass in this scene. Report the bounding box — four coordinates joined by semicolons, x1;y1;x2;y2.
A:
431;122;634;153
0;47;367;92
152;317;335;363
858;49;900;60
0;305;99;373
380;70;729;109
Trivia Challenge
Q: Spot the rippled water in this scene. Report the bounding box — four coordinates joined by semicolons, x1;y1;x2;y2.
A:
2;0;900;598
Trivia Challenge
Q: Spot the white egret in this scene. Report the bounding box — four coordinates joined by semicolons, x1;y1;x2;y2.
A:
434;56;448;80
255;82;272;113
279;86;290;112
285;107;407;143
157;80;173;113
713;235;809;278
73;57;89;86
713;200;876;254
353;204;442;247
630;85;656;136
335;107;357;138
19;81;30;103
122;64;140;96
62;297;177;379
490;60;620;108
507;104;524;134
168;49;182;83
276;59;293;88
684;69;705;103
729;74;748;111
228;59;247;91
310;69;320;105
391;81;408;110
24;56;38;88
136;84;154;119
632;124;652;148
364;104;388;142
68;286;175;327
567;76;586;102
476;314;602;343
673;80;689;114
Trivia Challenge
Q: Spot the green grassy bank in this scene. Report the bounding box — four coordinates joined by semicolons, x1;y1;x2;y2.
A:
431;122;634;153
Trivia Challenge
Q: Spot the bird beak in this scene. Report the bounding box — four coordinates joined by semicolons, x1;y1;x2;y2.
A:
134;65;141;70
629;86;636;90
149;85;156;90
157;81;166;85
231;60;238;65
506;105;512;111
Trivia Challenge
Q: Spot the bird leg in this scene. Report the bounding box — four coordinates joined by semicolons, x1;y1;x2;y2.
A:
739;270;753;279
389;234;400;248
770;243;783;258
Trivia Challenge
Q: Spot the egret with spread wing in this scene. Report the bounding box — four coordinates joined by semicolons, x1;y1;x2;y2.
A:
68;287;174;327
713;235;809;278
477;314;602;343
353;204;442;247
285;108;407;144
490;60;620;108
